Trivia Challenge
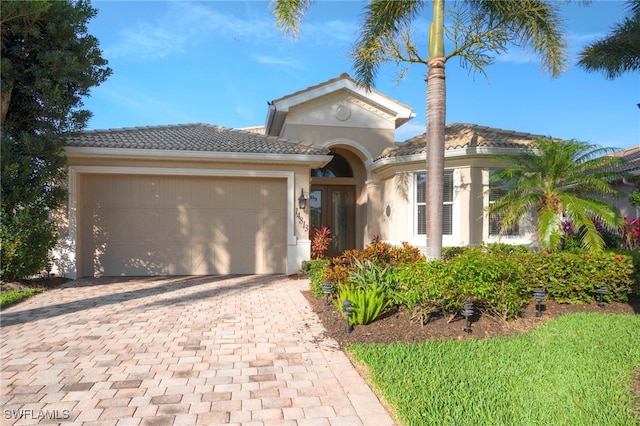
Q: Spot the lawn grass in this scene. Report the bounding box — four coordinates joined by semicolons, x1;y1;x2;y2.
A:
349;313;640;426
0;287;44;308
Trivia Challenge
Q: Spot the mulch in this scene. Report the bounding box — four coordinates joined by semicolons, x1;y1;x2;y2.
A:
300;284;640;416
302;289;640;347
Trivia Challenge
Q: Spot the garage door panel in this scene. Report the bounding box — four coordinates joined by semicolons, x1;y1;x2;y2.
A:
99;243;188;276
80;174;287;276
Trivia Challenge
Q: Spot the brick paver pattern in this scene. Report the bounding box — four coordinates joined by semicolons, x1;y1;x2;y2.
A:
1;275;396;425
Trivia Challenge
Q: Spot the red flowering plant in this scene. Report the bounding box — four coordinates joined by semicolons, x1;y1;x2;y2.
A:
622;218;640;250
310;226;332;259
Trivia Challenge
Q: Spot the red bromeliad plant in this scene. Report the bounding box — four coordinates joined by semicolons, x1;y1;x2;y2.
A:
622;218;640;250
310;226;332;259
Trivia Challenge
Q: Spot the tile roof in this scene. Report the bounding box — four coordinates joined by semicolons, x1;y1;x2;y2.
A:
271;73;413;113
65;123;329;155
610;145;640;175
381;123;552;158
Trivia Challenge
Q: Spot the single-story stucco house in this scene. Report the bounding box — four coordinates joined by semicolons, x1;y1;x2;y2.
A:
56;73;639;278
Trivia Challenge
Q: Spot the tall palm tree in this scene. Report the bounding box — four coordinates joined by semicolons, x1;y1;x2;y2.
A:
272;0;568;260
578;0;640;79
488;138;623;251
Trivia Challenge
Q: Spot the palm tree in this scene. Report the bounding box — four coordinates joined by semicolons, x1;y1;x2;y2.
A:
487;138;623;251
272;0;568;260
578;0;640;79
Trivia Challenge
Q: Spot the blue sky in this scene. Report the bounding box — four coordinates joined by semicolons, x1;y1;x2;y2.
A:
83;0;639;150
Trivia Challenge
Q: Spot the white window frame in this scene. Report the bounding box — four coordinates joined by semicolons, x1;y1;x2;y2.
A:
483;169;532;245
409;169;460;247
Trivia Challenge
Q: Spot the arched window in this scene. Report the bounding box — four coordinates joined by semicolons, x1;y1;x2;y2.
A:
312;152;353;177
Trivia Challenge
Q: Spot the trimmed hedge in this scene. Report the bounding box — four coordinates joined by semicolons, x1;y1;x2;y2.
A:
388;249;638;320
525;251;636;303
311;243;639;323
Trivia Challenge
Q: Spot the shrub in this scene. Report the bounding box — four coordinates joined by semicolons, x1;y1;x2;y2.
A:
0;208;58;282
387;260;447;323
525;251;635;303
441;243;529;261
306;258;330;296
310;226;332;259
347;258;391;292
324;241;423;286
335;283;390;325
445;252;529;321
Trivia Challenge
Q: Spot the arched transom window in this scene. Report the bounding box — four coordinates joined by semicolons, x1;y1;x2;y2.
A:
311;152;353;177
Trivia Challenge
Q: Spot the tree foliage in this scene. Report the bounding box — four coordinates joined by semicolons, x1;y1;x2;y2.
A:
578;0;640;79
488;139;624;252
1;0;111;281
273;0;569;260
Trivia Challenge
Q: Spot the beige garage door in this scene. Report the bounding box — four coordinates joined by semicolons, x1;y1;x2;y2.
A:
78;174;287;276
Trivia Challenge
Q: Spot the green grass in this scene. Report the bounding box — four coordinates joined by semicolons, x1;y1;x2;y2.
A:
0;287;44;308
349;313;640;426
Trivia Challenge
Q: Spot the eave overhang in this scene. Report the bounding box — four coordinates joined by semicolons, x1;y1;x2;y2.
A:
64;146;333;168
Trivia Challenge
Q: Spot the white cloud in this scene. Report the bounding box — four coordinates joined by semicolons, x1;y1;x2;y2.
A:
495;47;537;65
106;25;185;60
250;54;304;69
104;2;356;62
303;19;358;44
395;121;425;142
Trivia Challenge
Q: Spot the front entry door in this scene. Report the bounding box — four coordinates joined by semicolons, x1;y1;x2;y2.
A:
310;185;355;258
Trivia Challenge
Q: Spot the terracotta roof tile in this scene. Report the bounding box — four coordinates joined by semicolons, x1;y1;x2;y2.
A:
611;145;640;175
382;123;552;158
65;123;328;155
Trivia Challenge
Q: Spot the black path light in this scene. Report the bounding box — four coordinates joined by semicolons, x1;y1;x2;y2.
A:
342;299;354;334
461;301;474;334
596;286;608;308
533;288;546;317
323;281;333;306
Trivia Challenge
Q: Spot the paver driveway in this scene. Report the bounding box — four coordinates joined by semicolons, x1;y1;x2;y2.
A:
0;275;396;425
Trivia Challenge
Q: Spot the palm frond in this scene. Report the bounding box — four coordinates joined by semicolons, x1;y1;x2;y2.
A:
538;206;562;251
577;0;640;79
272;0;312;39
469;0;568;77
352;0;425;88
489;137;624;251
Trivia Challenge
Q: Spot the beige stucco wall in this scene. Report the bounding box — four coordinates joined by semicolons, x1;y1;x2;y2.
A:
371;155;540;251
280;92;398;161
606;182;640;219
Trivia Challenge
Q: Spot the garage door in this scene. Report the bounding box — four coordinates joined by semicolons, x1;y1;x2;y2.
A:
78;174;287;276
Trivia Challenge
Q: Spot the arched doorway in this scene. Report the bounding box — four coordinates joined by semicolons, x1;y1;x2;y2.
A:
310;151;356;258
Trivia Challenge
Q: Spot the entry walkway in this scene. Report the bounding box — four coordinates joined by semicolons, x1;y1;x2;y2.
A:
0;275;396;425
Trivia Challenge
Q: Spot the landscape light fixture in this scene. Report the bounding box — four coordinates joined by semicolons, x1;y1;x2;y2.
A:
323;282;333;306
342;299;354;334
596;286;608;308
533;288;546;317
298;189;309;210
462;301;474;334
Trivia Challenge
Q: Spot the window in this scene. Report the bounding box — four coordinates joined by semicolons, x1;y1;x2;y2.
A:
416;171;453;236
311;152;353;177
489;170;519;236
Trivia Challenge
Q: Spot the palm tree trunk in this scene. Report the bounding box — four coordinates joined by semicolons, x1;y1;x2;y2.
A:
425;0;446;260
425;58;446;260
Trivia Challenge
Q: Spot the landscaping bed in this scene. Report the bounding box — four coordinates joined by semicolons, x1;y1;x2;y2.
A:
303;289;640;347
